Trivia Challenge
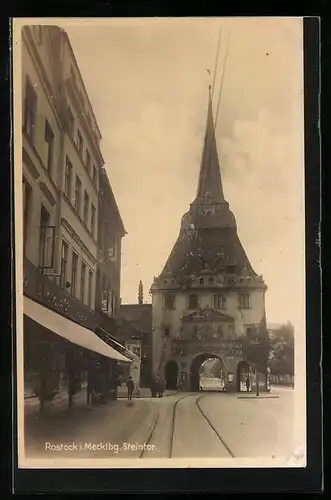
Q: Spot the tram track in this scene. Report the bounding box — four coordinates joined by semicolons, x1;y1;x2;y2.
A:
195;394;235;458
137;404;161;458
138;393;191;459
139;392;236;459
169;393;193;458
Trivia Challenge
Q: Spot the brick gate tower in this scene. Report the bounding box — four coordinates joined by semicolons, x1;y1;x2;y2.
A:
150;88;268;392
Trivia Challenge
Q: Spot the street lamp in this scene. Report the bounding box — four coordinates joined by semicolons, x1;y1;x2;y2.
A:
250;338;261;397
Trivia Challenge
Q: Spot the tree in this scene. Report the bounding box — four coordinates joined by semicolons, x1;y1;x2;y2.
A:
269;322;294;377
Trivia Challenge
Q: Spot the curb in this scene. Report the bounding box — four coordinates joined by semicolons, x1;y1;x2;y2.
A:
117;391;177;399
237;395;279;399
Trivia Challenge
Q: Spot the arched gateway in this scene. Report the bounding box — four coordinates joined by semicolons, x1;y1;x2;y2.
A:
190;353;222;392
150;88;268;394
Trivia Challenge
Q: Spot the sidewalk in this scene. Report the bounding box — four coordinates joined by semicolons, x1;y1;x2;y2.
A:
24;388;89;416
24;397;155;459
24;386;179;417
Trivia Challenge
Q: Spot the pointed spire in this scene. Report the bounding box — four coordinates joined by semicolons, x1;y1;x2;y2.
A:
138;280;143;305
193;86;225;205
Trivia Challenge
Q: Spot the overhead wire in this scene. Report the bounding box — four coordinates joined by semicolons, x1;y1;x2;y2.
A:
211;28;222;101
215;30;231;130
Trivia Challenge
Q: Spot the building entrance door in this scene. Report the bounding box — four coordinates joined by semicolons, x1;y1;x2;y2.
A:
165;360;178;390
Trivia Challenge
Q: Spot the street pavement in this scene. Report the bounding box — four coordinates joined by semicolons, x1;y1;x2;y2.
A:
24;386;295;461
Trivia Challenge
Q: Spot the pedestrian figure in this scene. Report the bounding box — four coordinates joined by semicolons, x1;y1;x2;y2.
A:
246;376;250;392
126;376;134;401
159;379;165;397
151;378;157;398
155;375;162;397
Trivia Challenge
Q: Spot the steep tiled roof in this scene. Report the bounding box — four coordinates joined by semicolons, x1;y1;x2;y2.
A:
162;227;256;277
159;89;258;280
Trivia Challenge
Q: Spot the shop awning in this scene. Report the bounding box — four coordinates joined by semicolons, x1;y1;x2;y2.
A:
23;297;131;363
95;326;141;363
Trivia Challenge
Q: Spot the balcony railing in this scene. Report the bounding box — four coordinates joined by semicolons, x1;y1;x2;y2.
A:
152;273;266;290
23;257;97;331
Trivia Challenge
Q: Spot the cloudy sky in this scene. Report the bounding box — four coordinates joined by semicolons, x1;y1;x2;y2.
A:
56;18;304;333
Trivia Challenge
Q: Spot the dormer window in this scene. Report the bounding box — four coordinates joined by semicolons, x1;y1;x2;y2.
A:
214;294;226;310
164;294;175;310
199;278;204;285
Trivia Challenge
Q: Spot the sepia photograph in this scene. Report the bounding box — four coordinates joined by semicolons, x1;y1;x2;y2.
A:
13;17;306;470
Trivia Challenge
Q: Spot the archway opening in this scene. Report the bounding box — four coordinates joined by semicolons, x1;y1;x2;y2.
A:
190;354;222;392
165;360;178;390
237;360;251;392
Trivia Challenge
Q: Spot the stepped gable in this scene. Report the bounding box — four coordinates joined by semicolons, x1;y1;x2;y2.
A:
160;88;257;279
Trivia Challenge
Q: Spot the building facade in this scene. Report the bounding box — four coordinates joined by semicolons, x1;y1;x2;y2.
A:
95;167;126;320
118;301;153;388
21;25;130;410
150;89;268;392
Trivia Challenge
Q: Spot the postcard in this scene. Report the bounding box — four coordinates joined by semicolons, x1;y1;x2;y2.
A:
12;17;307;472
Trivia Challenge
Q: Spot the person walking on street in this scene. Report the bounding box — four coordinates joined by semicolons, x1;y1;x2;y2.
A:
151;378;157;398
159;379;165;397
156;375;162;398
246;376;251;393
126;376;134;401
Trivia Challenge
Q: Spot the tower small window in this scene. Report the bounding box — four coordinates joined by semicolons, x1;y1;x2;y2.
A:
239;293;251;309
214;294;226;310
164;327;170;337
164;294;175;310
188;294;198;309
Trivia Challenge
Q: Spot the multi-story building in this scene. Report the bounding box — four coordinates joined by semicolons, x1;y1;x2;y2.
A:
118;297;153;388
21;25;130;410
150;89;269;392
95;167;126;320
